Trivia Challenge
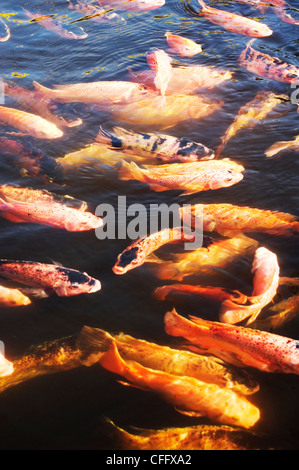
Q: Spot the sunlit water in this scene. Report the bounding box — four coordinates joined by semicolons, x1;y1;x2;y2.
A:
0;0;299;450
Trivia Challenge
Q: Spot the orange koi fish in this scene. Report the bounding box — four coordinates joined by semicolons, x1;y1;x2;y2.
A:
0;106;63;139
0;285;31;307
0;351;14;378
165;31;202;57
165;309;299;374
0;260;101;297
154;283;247;304
76;326;259;394
220;247;280;325
180;203;299;237
239;39;299;83
119;158;244;195
146;49;172;101
0;17;10;42
98;338;260;428
25;10;88;40
265;135;299;158
197;0;272;37
113;228;197;275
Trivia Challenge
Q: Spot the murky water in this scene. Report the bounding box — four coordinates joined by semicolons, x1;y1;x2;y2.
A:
0;0;299;450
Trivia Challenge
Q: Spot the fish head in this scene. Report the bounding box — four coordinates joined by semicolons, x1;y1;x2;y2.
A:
54;268;101;296
65;213;104;232
249;24;273;38
214;169;244;189
112;246;143;274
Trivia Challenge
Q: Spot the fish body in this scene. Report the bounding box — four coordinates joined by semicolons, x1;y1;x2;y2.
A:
197;0;272;37
98;0;165;12
220;247;280;325
265;135;299;158
24;10;88;40
113;228;195;274
0;17;10;42
98;339;260;428
180;203;299;237
68;1;123;23
0;285;31;307
239;39;299;83
33;80;157;105
0;260;101;297
96;126;214;163
0;106;63;139
0;351;14;377
154;283;247;304
119;158;244;195
165;309;299;374
252;295;299;332
165;31;202;57
146;49;172;99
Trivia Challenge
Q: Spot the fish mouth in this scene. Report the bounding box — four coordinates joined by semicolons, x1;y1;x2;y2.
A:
112;265;127;275
88;279;102;293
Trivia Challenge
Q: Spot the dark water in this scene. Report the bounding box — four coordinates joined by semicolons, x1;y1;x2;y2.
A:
0;0;299;451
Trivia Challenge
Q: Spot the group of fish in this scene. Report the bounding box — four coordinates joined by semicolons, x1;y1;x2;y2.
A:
0;0;299;450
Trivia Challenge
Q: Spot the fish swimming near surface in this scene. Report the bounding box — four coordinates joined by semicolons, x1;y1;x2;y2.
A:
98;0;165;12
97;337;260;428
239;39;299;84
265;135;299;158
197;0;273;37
0;351;14;378
0;260;101;297
219;247;280;325
180;203;299;237
164;309;299;374
96;126;215;163
0;184;103;231
0;17;10;42
237;0;299;25
24;10;88;40
112;227;197;275
76;326;259;395
0;285;31;307
146;49;173;103
119;158;244;195
67;1;124;24
165;31;202;57
0;106;63;139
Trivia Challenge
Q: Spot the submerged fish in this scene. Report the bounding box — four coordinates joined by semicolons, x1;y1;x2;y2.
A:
68;1;123;24
154;283;247;303
96;126;214;163
164;309;299;374
0;285;31;307
113;228;196;275
220;247;280;325
0;260;101;297
97;338;260;428
239;39;299;83
0;17;10;42
0;351;14;378
0;106;63;139
33;80;157;105
99;0;165;12
146;49;172;101
252;294;299;331
180;203;299;237
76;326;259;395
119;158;244;195
265;135;299;158
165;31;202;57
25;10;88;40
197;0;272;37
215;91;288;157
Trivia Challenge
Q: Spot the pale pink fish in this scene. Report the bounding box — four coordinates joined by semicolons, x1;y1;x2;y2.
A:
98;0;165;11
68;1;123;23
165;31;202;57
220;247;280;325
146;49;173;100
197;0;273;37
24;10;88;40
0;17;10;42
0;351;14;377
236;0;299;25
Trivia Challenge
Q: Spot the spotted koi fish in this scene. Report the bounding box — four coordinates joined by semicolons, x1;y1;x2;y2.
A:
96;126;214;163
239;39;299;84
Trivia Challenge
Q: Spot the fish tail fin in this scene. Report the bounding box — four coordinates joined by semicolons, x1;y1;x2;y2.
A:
152;285;173;301
264;140;292;158
164;308;195;337
246;38;256;50
76;326;114;366
98;338;128;376
118;160;146;183
95;126;114;146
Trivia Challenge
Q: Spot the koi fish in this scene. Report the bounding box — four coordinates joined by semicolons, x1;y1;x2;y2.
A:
0;351;14;378
251;295;299;332
97;338;260;428
112;228;196;275
164;309;299;374
239;39;299;84
96;126;214;163
0;137;63;183
128;64;233;95
197;0;272;37
154;283;247;304
0;260;101;297
0;285;31;307
0;17;10;42
147;235;258;281
67;1;124;24
265;135;299;158
238;0;299;25
119;158;244;195
98;0;165;12
180;203;299;237
33;80;157;105
146;49;172;102
215;91;288;157
77;326;259;394
220;247;280;325
24;10;88;40
0;106;63;140
165;31;202;57
0;184;103;231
